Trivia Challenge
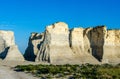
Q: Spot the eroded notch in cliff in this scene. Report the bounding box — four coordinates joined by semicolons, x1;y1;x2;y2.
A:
89;26;106;61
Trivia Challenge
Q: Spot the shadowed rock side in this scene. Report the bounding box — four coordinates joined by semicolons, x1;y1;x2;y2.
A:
0;31;24;61
70;28;99;63
24;33;44;61
4;45;24;61
25;22;120;64
88;26;106;61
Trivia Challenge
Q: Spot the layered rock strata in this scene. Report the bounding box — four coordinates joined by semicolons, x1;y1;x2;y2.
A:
35;22;82;64
24;22;120;64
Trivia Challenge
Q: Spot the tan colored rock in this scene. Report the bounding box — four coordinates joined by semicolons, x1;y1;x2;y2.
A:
0;31;15;47
0;30;24;61
103;30;120;63
4;45;24;61
70;28;84;54
70;28;99;64
0;36;5;53
36;22;79;64
83;28;93;54
25;22;120;64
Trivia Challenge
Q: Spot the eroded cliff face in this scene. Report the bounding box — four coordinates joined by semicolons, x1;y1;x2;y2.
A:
70;28;84;54
35;22;81;64
103;30;120;63
70;28;99;63
89;26;107;61
25;22;120;64
24;33;44;61
0;31;24;61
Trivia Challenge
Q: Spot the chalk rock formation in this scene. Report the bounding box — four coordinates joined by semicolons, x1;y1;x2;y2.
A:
70;28;99;63
70;28;84;54
0;30;24;61
0;31;15;46
35;22;80;64
0;36;5;53
103;30;120;63
25;22;120;64
89;26;106;61
24;33;44;61
4;45;25;61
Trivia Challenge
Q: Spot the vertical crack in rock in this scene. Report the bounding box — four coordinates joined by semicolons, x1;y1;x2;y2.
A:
35;22;78;64
89;26;106;62
70;27;99;64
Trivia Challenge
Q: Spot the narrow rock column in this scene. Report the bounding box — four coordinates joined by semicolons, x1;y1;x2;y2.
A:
70;28;84;54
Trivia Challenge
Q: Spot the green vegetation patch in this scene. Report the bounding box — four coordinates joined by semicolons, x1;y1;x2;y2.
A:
15;63;120;79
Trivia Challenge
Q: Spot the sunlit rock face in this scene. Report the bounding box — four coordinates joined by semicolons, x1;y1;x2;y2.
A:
35;22;99;64
25;22;120;64
103;30;120;63
0;30;24;61
0;31;15;47
35;22;79;64
70;28;99;64
0;36;5;54
4;45;25;61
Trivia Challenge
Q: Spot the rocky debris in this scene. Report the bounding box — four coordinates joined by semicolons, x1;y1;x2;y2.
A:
25;22;120;64
0;30;24;61
24;33;44;61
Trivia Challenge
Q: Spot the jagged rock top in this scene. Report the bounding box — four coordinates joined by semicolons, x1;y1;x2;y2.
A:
71;28;84;31
46;22;69;33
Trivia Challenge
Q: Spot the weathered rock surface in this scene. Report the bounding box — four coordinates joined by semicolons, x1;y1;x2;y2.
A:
4;45;24;61
0;31;15;47
0;36;5;53
35;22;82;64
24;33;44;61
70;28;99;63
25;22;120;64
103;30;120;63
88;26;106;61
0;30;24;61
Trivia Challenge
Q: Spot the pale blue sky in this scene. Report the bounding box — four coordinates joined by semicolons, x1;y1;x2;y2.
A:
0;0;120;53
